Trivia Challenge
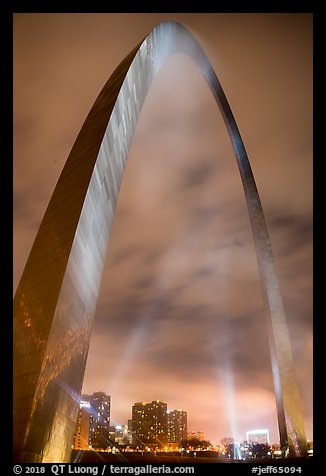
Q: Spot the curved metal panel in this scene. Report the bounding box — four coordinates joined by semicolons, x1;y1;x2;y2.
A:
13;21;307;462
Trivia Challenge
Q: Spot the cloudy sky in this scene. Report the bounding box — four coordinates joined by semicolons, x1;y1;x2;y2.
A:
13;13;312;445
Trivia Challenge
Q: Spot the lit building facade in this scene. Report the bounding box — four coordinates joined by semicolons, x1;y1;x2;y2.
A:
73;401;91;450
83;392;111;449
167;410;187;443
246;429;270;445
132;401;168;448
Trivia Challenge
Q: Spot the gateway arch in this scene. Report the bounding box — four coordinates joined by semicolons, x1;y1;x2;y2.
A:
13;21;307;462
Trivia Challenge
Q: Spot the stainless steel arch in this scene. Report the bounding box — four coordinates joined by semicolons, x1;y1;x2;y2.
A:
13;21;307;462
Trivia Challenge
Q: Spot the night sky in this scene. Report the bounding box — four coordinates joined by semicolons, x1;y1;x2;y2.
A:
13;13;312;445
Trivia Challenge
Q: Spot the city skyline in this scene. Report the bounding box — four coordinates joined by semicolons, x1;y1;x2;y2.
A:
13;13;312;445
76;391;280;447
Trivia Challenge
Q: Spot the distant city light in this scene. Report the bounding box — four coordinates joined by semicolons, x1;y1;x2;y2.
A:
246;429;270;444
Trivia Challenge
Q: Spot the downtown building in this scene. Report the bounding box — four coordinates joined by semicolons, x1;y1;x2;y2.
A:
246;429;270;445
131;401;168;449
114;425;132;445
81;392;111;449
167;410;187;444
73;401;91;450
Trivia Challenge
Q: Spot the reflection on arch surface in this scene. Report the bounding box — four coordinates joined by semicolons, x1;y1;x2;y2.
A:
13;21;307;462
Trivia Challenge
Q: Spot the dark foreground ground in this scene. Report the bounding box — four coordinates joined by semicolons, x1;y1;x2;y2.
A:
71;449;313;465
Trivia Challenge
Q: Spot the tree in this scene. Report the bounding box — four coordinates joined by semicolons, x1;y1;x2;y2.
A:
180;438;211;450
250;443;271;458
221;437;234;457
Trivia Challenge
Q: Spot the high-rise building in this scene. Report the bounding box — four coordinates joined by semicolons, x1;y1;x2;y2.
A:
108;426;116;444
167;409;187;444
132;400;168;448
82;392;111;449
73;401;91;450
246;429;270;445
